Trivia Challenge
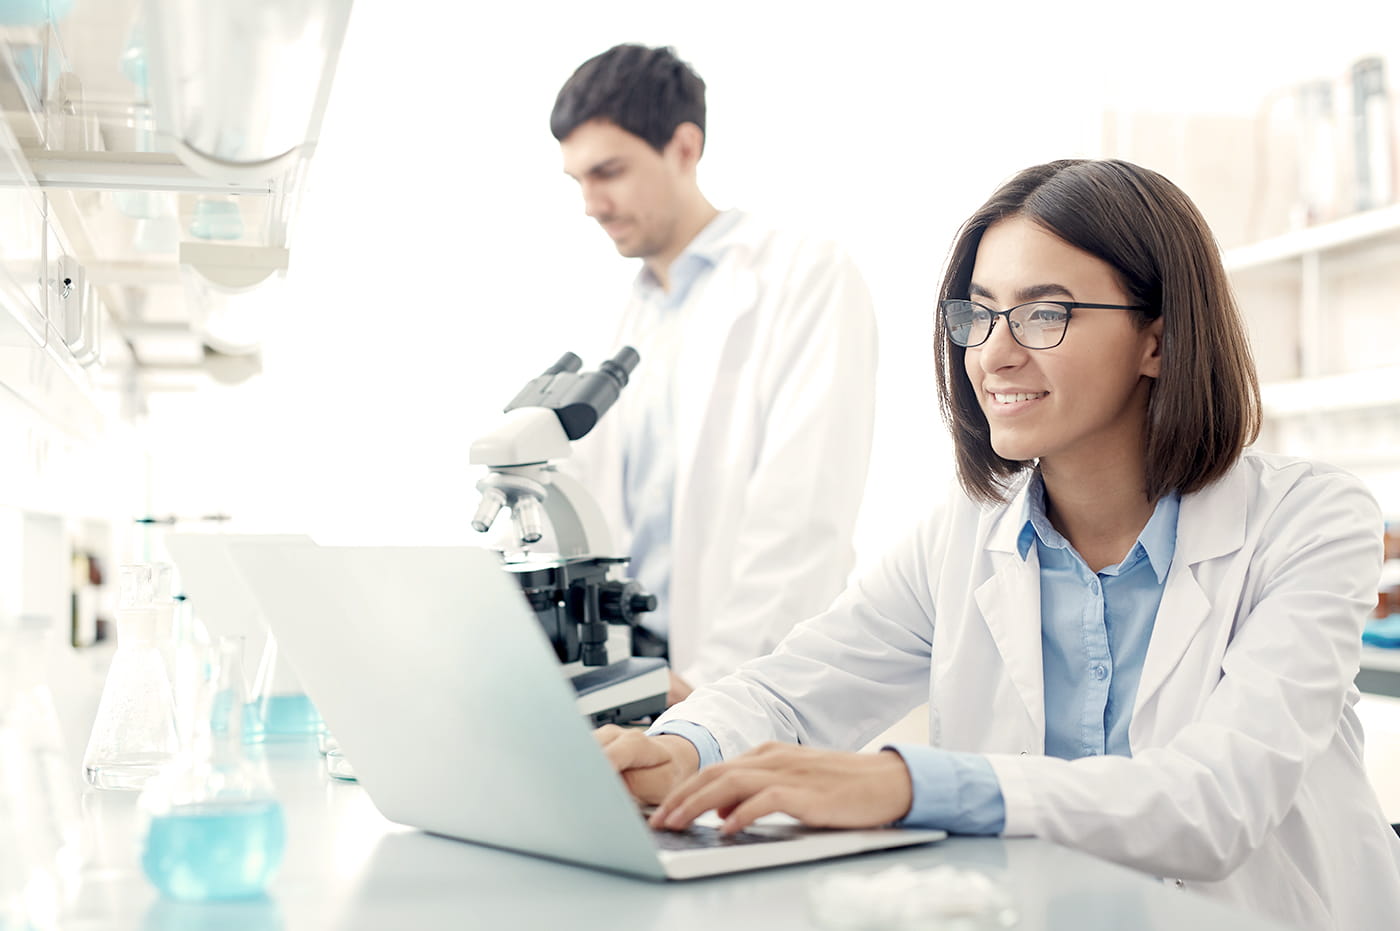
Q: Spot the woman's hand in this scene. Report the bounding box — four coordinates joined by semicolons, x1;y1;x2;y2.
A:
648;743;913;834
595;725;701;806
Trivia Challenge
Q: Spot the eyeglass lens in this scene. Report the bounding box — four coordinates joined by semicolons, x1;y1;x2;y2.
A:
944;301;1071;349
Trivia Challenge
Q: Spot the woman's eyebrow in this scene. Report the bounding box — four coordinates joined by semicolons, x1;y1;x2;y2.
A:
968;281;1075;302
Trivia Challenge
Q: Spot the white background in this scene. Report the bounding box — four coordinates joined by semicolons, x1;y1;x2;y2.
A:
135;0;1400;570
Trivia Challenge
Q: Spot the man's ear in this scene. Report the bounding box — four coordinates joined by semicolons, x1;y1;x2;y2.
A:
665;122;705;172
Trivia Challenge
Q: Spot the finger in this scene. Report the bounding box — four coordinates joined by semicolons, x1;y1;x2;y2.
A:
593;724;626;748
600;732;670;774
659;769;774;831
648;762;732;827
720;786;798;834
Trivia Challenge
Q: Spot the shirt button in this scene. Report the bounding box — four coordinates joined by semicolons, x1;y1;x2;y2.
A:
1091;663;1108;680
1174;879;1185;889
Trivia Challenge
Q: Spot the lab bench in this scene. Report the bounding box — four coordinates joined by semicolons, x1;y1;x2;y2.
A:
1359;646;1400;699
58;744;1294;931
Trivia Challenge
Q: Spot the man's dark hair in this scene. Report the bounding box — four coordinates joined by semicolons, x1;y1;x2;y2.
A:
550;44;706;152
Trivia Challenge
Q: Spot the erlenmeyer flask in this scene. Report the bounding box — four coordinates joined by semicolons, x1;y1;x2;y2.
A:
82;565;180;790
139;636;286;900
247;632;322;740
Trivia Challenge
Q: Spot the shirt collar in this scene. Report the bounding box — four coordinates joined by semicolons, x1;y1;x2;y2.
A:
1015;471;1180;583
634;209;743;300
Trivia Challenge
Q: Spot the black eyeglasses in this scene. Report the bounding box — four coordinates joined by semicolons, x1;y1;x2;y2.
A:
940;299;1151;350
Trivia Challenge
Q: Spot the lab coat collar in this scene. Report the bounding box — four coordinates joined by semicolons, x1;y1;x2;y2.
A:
975;471;1046;748
1131;463;1249;717
976;462;1249;743
669;214;762;526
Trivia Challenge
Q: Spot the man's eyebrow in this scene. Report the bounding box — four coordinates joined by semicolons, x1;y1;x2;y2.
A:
968;281;1075;303
562;157;625;181
583;158;624;178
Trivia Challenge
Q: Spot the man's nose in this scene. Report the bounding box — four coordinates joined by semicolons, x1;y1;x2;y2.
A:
582;184;608;219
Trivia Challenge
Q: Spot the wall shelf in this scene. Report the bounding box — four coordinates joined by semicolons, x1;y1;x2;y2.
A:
1260;365;1400;417
1224;203;1400;273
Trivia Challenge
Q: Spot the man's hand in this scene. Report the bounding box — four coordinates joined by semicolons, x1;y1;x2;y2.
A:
648;743;913;835
595;725;701;806
666;671;694;707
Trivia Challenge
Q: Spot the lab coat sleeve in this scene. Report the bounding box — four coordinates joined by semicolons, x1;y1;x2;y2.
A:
655;515;935;757
984;470;1382;881
680;245;878;686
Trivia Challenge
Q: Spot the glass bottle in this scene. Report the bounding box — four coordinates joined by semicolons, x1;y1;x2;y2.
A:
0;615;74;931
139;636;286;901
82;565;180;790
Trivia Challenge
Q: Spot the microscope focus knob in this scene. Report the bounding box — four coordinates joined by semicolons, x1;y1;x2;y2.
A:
599;581;657;625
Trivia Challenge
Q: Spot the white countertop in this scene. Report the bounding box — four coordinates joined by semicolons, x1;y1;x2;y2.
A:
45;740;1297;931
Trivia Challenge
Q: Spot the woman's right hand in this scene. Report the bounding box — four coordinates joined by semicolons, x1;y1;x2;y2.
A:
595;725;700;805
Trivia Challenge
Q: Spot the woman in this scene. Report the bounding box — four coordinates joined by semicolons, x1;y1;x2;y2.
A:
597;159;1400;930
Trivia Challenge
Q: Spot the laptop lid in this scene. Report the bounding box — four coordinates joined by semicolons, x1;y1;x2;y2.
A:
224;542;668;880
165;533;316;641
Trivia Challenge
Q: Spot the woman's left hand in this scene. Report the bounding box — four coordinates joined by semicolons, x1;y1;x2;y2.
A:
648;743;914;834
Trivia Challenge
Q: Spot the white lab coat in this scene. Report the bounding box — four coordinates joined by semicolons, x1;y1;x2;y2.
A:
658;452;1400;931
571;213;878;687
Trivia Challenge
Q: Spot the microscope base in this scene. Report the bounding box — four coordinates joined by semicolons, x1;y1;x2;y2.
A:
572;657;669;726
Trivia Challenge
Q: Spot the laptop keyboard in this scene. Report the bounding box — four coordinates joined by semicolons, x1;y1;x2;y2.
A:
652;824;791;851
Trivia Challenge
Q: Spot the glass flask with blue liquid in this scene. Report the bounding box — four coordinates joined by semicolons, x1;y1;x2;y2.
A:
139;636;286;901
247;631;322;742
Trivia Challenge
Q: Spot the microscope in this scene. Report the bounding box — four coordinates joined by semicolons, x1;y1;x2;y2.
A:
469;348;669;726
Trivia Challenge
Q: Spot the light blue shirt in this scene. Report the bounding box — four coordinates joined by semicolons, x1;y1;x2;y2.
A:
622;209;743;640
653;473;1180;835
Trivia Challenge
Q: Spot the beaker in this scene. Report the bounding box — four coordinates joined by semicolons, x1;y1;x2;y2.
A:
139;636;286;901
82;566;180;790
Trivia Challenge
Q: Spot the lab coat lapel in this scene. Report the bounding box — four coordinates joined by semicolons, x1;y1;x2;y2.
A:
973;487;1047;744
1133;468;1248;715
671;260;760;513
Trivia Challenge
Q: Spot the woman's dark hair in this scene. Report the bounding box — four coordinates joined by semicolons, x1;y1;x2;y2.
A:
934;158;1261;504
550;44;706;152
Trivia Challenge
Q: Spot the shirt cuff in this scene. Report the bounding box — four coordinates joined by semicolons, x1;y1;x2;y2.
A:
646;719;724;770
885;743;1007;835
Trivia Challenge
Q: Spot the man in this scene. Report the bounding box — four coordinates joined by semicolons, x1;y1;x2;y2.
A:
552;44;877;704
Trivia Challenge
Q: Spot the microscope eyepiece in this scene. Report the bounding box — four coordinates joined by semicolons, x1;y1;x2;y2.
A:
502;346;641;440
598;347;639;388
542;353;583;377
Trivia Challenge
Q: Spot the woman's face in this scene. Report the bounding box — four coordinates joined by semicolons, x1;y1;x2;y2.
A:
963;217;1163;475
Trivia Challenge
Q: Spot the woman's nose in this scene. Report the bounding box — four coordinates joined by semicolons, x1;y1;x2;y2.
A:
975;316;1027;372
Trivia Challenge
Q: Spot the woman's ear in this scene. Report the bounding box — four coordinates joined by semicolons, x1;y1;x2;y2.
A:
1140;316;1164;379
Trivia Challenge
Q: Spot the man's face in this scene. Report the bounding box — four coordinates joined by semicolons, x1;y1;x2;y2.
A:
560;119;686;260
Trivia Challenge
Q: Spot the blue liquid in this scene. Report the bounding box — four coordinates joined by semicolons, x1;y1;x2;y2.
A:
260;694;322;738
242;701;266;744
142;800;286;901
245;694;321;740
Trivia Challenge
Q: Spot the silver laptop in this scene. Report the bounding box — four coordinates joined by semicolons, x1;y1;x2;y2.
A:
163;532;317;642
223;541;945;880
